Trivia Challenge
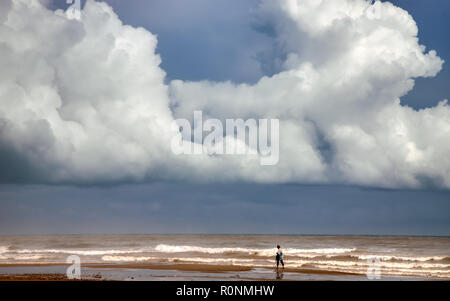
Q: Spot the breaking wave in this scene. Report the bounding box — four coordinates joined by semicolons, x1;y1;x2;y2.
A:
154;244;356;256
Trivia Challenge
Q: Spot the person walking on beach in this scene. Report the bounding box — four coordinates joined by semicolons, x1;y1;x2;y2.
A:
276;245;284;269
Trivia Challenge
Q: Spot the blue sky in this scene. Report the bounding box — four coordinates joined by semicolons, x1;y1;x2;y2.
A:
1;0;449;235
390;0;450;109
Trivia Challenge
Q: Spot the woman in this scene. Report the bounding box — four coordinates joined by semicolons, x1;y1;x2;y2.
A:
276;245;284;269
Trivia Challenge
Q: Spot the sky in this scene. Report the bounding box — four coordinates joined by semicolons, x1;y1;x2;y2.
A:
104;0;450;109
0;0;449;235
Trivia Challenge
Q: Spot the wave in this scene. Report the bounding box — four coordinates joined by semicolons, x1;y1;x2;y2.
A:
97;254;450;278
154;244;356;256
168;257;255;264
4;244;448;266
356;254;450;263
154;244;255;254
288;248;357;254
284;258;450;269
300;254;450;264
0;254;45;261
101;255;159;262
101;255;255;265
13;248;152;256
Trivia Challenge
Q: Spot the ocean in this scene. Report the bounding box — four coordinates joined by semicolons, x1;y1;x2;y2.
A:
0;235;449;280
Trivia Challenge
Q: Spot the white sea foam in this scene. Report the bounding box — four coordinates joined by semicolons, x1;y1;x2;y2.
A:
287;248;357;254
286;259;450;270
1;237;448;279
15;248;151;256
0;254;44;261
356;254;448;262
310;264;450;278
102;255;158;262
101;255;255;265
100;255;449;277
154;244;356;256
154;244;255;254
168;257;255;265
13;254;44;260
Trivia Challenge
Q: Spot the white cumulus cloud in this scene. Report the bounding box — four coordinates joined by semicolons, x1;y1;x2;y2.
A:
0;0;449;188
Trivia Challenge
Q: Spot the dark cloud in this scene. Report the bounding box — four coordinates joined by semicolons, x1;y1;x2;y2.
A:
1;183;449;235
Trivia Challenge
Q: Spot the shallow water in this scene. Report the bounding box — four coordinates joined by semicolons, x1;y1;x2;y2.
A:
1;234;449;280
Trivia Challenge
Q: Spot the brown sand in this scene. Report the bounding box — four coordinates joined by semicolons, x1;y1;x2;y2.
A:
0;262;363;280
85;263;361;276
0;262;363;275
85;263;253;273
0;273;103;281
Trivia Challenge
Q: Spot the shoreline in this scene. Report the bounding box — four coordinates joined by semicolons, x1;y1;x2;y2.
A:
0;262;361;275
0;263;446;281
0;274;101;281
0;262;383;281
1;235;448;281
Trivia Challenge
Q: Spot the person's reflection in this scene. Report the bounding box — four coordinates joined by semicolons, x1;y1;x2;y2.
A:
276;270;284;280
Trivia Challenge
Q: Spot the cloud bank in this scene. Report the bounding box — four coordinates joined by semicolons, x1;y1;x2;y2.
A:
0;0;449;188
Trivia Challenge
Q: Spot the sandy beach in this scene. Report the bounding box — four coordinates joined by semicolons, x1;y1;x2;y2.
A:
0;235;449;281
0;262;373;281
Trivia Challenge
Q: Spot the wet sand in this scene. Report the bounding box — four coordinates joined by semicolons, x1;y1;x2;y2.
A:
0;262;374;281
0;274;93;281
85;263;360;276
86;263;253;273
